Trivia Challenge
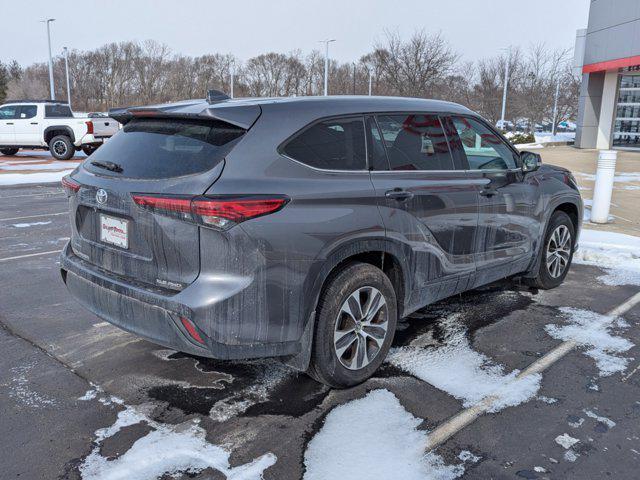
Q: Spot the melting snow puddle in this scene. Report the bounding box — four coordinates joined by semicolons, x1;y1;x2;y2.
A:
545;308;634;377
304;389;469;480
79;391;276;480
387;313;541;412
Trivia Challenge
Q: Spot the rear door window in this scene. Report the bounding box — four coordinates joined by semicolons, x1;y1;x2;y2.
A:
83;118;245;179
18;105;37;119
282;116;367;170
375;114;453;170
45;104;73;118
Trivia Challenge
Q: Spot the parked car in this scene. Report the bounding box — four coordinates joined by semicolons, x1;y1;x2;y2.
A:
0;100;118;159
59;95;583;387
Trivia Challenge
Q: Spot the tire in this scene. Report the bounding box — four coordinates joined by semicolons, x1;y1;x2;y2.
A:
0;148;19;156
528;211;575;289
49;135;74;160
82;145;98;156
307;262;398;388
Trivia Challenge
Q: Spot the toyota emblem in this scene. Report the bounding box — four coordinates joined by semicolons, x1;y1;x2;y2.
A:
96;189;108;205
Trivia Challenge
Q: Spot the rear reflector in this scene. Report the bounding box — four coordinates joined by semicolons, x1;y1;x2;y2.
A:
132;194;289;229
61;175;81;194
180;317;205;344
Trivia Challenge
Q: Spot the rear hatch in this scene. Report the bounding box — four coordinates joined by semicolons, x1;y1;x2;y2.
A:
66;117;246;291
90;116;119;138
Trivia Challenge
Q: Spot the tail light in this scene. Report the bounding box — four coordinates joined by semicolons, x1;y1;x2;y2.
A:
61;175;81;195
85;121;94;134
132;194;289;230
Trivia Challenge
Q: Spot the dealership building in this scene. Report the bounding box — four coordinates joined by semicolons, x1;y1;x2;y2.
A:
574;0;640;150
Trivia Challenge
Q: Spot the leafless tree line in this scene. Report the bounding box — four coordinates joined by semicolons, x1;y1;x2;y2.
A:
1;30;579;131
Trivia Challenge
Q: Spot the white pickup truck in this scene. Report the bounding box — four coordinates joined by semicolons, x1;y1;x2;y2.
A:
0;100;119;160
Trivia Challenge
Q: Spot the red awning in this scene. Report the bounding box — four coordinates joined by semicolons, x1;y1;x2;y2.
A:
583;55;640;73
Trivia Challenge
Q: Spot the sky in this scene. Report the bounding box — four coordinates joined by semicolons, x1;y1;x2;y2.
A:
1;0;591;66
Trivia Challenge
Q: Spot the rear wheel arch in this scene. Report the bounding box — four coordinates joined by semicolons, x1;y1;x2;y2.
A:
44;126;75;144
312;242;410;322
285;240;410;373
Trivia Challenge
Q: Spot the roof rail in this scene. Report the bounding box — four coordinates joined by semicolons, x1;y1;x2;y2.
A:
3;99;68;104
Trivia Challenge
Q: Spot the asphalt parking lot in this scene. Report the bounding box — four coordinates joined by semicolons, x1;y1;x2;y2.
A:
1;180;640;480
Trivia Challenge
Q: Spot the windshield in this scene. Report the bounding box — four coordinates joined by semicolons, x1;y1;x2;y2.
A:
83;118;245;179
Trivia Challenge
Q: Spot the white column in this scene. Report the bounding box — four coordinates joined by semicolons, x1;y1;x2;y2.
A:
596;71;619;149
591;150;617;224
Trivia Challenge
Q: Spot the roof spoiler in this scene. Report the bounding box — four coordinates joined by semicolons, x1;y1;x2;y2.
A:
109;100;261;130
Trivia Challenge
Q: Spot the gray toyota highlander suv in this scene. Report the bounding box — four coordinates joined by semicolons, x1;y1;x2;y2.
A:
60;95;582;387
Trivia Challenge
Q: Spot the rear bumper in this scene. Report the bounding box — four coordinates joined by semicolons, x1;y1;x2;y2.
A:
60;242;300;360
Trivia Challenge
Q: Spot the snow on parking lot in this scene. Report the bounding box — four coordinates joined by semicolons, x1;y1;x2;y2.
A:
0;153;80;186
575;229;640;286
80;391;276;480
546;308;634;376
304;389;466;480
387;311;542;413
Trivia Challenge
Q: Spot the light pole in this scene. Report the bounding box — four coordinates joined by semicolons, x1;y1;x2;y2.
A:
42;18;56;100
319;39;335;96
230;64;235;99
500;49;510;129
63;47;71;107
551;75;561;136
368;67;373;96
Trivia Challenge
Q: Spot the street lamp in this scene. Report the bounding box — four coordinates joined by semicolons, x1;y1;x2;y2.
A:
230;63;235;99
368;67;373;96
62;47;71;107
500;48;510;129
319;39;335;96
551;75;561;136
41;18;56;100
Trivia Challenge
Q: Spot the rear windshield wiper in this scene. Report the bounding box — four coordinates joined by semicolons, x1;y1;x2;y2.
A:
90;160;123;173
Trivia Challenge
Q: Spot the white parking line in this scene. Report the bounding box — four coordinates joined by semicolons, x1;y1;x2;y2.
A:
0;211;67;222
425;290;640;451
0;250;61;262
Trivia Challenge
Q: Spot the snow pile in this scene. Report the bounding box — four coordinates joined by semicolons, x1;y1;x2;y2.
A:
81;401;276;480
534;132;575;143
0;160;81;171
546;308;634;376
304;389;464;480
574;229;640;286
0;170;74;186
11;221;52;228
387;314;541;412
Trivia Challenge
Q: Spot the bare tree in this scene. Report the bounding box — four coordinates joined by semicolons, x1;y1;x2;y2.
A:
374;30;459;98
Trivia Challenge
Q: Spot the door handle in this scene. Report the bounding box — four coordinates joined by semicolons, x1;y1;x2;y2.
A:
479;187;498;197
6;122;13;125
385;188;414;202
30;122;38;125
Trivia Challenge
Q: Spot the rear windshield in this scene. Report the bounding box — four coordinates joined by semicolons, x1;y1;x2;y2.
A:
45;104;73;118
83;118;245;179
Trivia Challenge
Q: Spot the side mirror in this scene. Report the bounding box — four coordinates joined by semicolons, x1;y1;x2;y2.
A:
520;151;542;172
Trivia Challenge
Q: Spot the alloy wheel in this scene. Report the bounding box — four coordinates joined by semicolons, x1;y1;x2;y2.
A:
333;286;389;370
546;224;572;278
53;140;68;156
